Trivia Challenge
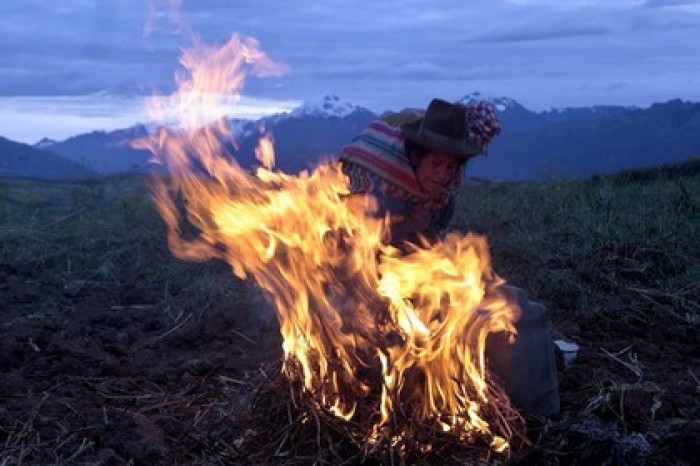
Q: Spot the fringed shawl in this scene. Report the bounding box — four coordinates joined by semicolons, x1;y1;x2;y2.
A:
339;119;462;209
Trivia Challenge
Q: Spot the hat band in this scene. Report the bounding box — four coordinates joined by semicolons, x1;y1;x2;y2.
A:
418;127;480;155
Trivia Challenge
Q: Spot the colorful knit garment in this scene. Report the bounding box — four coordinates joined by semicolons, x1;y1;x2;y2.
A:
339;119;461;210
462;101;501;153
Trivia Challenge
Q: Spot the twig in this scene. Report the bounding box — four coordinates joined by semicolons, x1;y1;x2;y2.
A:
218;375;248;386
110;304;156;311
601;347;643;381
40;207;87;230
65;437;94;463
232;329;256;344
154;312;193;342
629;286;700;312
689;368;700;393
28;337;41;352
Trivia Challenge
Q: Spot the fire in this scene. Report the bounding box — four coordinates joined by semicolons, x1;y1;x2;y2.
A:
136;33;521;455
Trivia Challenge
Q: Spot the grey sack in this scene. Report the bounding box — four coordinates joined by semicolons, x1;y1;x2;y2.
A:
486;284;560;417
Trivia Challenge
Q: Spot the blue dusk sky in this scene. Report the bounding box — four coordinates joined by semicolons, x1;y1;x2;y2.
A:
1;0;700;143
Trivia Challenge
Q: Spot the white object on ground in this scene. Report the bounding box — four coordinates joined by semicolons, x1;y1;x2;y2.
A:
554;339;580;366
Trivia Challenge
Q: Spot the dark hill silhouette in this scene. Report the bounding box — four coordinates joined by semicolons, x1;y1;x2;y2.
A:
468;98;700;180
233;108;377;173
0;136;94;180
45;125;153;174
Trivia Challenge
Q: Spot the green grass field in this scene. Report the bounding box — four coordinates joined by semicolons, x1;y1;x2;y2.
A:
455;164;700;328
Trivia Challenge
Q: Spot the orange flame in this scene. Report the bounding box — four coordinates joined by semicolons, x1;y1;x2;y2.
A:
136;33;520;453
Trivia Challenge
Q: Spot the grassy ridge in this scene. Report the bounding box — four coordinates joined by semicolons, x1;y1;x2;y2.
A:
456;167;700;328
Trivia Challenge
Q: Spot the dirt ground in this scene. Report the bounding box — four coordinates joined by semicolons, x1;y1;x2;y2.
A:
1;259;281;465
1;257;698;466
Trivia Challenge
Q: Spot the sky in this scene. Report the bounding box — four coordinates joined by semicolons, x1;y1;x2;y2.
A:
1;0;700;143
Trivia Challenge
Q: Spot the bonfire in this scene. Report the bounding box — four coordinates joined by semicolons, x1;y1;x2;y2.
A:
135;33;525;462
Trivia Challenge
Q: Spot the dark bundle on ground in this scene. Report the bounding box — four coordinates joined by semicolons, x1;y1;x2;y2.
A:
1;166;698;465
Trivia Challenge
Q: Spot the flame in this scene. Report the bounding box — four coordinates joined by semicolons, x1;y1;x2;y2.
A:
255;129;275;170
137;33;521;454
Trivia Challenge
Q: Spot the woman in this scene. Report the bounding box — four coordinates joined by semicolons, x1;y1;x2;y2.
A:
339;97;501;250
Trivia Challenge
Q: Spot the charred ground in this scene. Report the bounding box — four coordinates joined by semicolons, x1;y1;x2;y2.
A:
1;164;699;465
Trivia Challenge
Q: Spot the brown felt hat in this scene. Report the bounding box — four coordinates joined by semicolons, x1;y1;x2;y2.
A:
400;98;484;157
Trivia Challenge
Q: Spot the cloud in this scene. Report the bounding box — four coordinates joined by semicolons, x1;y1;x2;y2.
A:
477;25;607;43
643;0;700;7
0;0;699;126
0;93;301;143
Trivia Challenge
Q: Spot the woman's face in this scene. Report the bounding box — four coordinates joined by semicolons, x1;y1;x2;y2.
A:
414;151;458;196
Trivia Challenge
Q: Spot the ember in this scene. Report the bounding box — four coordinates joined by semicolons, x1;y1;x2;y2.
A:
136;33;524;459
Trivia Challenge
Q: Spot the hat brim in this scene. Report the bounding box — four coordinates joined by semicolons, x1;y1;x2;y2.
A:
401;119;483;158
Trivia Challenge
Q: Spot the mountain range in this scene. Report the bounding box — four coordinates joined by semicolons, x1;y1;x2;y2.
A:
1;93;699;181
0;136;94;180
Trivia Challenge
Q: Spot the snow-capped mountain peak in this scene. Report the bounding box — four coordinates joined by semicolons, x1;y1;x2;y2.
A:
290;94;361;118
34;137;57;148
457;92;519;112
